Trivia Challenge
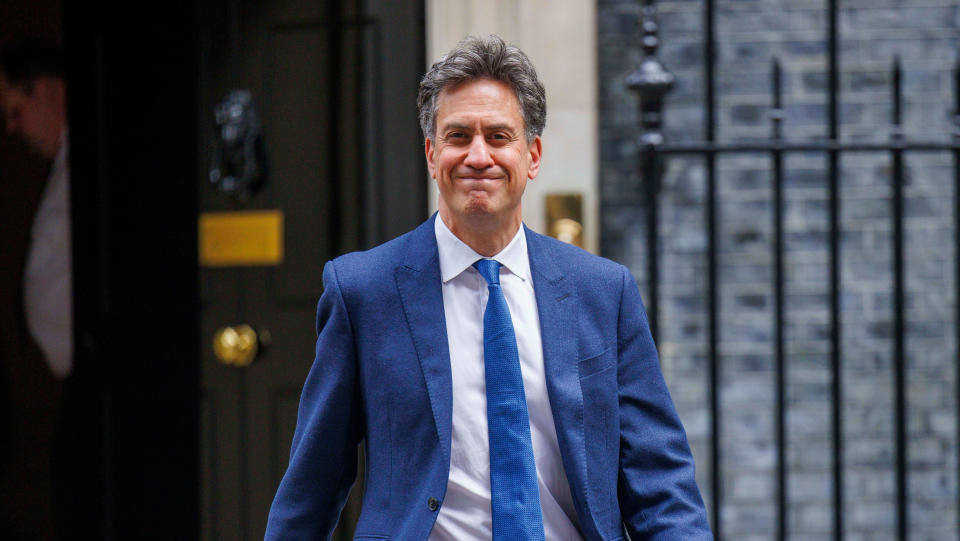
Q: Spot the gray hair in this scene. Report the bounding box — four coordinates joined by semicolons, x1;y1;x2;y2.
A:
417;35;546;143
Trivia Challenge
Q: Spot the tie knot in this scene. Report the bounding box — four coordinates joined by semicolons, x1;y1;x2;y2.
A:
473;259;501;286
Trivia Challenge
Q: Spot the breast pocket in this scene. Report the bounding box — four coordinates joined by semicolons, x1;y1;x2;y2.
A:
578;346;615;379
578;346;618;442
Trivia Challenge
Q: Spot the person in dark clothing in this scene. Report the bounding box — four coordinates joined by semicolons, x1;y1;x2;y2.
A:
0;37;70;541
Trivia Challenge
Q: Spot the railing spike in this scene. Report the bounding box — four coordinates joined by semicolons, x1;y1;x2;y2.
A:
626;0;675;149
953;59;960;117
892;55;903;136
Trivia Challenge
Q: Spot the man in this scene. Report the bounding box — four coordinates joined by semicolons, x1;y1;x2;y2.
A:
0;38;72;379
266;35;711;540
0;38;71;541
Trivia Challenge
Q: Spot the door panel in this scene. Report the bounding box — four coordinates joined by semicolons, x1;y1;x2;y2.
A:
268;27;333;301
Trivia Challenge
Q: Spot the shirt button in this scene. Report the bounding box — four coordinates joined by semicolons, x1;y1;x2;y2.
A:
427;497;439;511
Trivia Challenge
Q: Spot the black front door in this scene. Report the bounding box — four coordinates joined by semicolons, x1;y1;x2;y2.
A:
196;1;426;539
62;0;424;538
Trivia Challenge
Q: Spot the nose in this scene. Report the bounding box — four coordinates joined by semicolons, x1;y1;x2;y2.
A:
463;135;494;169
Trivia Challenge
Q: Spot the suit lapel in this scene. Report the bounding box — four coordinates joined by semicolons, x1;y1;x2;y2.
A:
394;215;453;467
526;228;598;535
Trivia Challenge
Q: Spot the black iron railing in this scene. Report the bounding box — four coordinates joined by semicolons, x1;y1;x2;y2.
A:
624;1;960;540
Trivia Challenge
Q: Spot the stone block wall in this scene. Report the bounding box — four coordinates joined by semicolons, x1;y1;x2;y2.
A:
598;1;959;539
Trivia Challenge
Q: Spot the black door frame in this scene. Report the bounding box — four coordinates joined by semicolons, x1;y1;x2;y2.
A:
63;2;200;538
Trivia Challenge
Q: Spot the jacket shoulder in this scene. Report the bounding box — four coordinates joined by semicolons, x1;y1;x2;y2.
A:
526;227;628;282
326;218;437;296
327;230;413;286
333;230;405;268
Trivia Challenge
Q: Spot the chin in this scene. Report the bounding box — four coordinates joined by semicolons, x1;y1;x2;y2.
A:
463;198;492;214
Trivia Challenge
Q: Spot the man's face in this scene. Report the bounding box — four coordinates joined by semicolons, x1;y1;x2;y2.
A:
425;78;541;234
0;74;65;159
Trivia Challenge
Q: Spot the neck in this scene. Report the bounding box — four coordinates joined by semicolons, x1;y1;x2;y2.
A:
439;209;521;257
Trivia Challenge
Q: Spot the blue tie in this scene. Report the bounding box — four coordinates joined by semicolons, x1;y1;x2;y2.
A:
473;259;545;540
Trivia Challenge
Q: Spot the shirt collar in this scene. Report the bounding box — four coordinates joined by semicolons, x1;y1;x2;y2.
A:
434;215;531;284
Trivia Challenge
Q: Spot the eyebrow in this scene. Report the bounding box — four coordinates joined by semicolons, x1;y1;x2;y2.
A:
439;122;517;134
439;122;471;133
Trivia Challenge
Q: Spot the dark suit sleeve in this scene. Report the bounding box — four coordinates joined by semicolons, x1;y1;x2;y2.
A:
264;261;364;540
615;265;713;539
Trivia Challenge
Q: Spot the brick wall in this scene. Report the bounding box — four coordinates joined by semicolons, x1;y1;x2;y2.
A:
598;1;959;539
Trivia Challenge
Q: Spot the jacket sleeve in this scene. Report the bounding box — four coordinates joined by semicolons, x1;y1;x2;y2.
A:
616;265;713;539
264;260;364;540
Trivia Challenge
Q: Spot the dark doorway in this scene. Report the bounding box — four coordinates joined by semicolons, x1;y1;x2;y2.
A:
60;1;201;539
59;0;426;539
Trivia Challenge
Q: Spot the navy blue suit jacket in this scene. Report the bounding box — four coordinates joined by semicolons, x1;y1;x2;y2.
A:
265;214;711;540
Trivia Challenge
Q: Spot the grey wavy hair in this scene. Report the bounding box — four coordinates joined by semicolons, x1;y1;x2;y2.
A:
417;34;546;143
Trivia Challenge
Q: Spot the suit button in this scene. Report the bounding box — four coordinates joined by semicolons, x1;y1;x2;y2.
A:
427;497;439;511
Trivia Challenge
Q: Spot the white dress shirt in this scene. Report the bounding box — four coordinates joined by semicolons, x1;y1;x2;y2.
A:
23;129;73;378
429;217;583;541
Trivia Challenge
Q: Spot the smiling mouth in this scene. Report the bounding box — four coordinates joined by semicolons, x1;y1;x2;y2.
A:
456;175;503;182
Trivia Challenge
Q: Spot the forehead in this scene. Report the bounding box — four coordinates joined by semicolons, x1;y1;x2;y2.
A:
435;78;522;127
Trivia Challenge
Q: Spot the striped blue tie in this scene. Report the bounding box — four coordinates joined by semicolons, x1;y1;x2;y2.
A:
473;259;545;540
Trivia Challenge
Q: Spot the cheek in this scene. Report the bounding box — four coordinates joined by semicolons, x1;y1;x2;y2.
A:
436;154;460;178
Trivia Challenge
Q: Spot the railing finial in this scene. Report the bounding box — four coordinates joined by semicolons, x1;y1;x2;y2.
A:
626;0;675;148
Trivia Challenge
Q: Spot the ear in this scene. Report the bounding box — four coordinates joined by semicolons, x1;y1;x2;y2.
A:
424;137;437;179
526;135;542;180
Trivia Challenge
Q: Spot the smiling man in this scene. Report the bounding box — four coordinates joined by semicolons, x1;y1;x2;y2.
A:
265;35;711;540
426;76;541;256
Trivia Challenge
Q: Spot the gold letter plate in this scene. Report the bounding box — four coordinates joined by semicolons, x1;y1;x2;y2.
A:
199;210;284;267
